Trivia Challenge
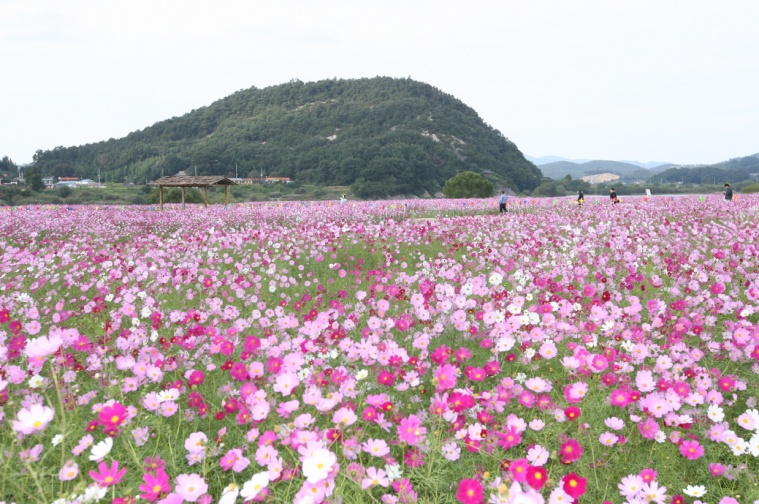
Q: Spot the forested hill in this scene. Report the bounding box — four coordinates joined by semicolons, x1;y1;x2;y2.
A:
32;77;542;197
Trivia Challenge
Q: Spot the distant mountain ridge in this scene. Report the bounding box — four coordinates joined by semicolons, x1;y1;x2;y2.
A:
535;153;759;185
526;154;670;169
538;160;671;181
653;153;759;185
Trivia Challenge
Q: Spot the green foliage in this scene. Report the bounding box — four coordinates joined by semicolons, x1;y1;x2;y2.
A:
652;154;759;185
29;77;542;198
146;187;204;204
738;182;759;193
24;166;45;192
442;171;494;198
0;156;17;178
57;185;72;198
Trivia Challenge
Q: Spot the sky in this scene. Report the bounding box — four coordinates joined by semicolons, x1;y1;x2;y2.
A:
2;0;759;166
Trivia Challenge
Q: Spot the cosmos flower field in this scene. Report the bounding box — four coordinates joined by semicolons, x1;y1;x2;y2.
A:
1;195;759;504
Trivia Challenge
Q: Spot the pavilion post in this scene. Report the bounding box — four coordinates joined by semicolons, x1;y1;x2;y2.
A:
225;186;229;206
181;187;186;210
159;185;164;210
203;186;208;208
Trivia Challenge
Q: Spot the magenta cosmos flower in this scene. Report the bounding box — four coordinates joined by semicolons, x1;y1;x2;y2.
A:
679;439;704;460
89;460;126;487
455;478;484;504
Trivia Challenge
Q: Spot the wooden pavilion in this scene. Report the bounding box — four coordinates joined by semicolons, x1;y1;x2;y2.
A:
148;174;237;210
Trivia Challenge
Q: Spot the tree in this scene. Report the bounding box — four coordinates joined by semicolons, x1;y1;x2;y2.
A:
52;163;76;179
443;171;494;198
0;156;17;176
24;166;46;192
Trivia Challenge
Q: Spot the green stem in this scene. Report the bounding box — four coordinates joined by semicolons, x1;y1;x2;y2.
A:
23;462;48;504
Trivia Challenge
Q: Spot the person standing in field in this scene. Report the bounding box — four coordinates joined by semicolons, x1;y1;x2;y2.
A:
577;190;584;207
723;183;733;202
498;190;509;213
610;187;619;204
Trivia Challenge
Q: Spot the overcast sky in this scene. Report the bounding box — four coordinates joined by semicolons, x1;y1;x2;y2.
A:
2;0;758;166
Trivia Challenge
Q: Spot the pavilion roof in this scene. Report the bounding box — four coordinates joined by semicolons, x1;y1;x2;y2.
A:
148;176;237;187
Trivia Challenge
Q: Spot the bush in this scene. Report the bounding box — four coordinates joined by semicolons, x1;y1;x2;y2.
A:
739;182;759;193
443;171;494;198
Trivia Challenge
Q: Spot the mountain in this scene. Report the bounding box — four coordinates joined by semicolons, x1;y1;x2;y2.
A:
31;77;542;198
539;160;655;180
619;160;671;169
653;153;759;185
525;155;592;166
527;154;669;169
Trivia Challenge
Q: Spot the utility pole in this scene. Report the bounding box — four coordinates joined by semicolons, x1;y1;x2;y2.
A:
235;163;238;179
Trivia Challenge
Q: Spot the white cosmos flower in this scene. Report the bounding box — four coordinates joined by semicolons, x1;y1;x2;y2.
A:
385;464;402;481
302;448;336;483
355;370;368;381
88;437;113;461
157;388;179;403
240;471;270;501
707;404;724;422
683;484;707;497
218;483;240;504
28;375;44;388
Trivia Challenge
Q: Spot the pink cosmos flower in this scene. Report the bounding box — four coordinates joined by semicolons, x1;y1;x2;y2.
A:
618;474;644;497
639;468;657;484
175;473;208;502
525;465;548;490
455;478;484;504
599;432;619;446
562;473;587;498
361;466;389;489
19;444;43;463
59;460;79;481
184;432;208;454
638;418;660;440
89;460;126;487
609;388;633;407
710;282;725;295
709;462;725;477
98;402;128;432
509;458;529;483
559;438;583;464
140;468;171;502
12;403;55;435
219;448;250;472
24;334;63;360
363;438;390;457
397;414;426;446
564;406;581;421
679;439;704;460
497;425;522;450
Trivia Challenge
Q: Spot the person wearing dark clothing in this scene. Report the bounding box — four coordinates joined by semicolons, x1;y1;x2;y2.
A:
498;191;509;213
724;183;733;202
577;190;584;206
610;187;619;204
